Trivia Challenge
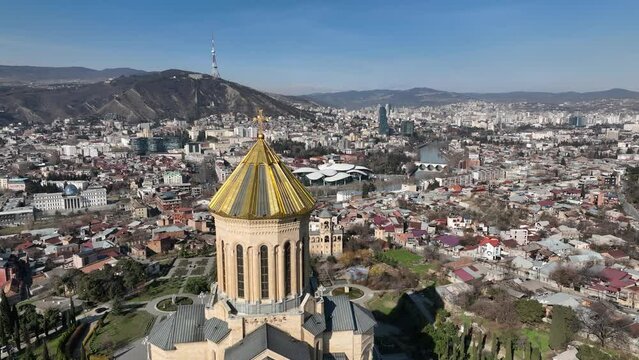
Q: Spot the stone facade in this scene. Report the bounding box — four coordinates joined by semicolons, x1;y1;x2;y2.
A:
309;211;344;258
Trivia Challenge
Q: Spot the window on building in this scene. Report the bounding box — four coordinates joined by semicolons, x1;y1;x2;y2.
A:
260;245;269;299
284;241;291;296
237;244;244;297
220;241;225;290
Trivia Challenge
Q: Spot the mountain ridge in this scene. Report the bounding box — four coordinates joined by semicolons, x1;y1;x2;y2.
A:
301;87;639;109
0;69;307;124
0;65;150;85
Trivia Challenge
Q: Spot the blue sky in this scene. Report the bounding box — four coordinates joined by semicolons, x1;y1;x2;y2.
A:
2;0;638;94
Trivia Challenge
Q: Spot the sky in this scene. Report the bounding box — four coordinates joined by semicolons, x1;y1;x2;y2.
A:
2;0;639;95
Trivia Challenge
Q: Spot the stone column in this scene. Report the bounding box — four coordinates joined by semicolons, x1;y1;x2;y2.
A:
291;241;298;295
277;245;284;301
268;246;275;302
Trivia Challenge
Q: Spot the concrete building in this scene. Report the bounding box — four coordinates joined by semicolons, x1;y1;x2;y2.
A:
0;207;34;226
309;209;344;258
147;126;375;360
33;185;107;212
163;171;184;185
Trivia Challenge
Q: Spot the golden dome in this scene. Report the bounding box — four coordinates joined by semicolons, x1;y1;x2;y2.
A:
208;137;316;219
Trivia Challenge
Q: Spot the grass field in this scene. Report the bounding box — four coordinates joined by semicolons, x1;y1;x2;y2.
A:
522;328;550;354
383;249;431;275
91;311;155;354
173;268;189;277
175;259;189;268
196;259;209;266
25;328;70;359
190;266;206;276
127;278;183;302
367;292;401;315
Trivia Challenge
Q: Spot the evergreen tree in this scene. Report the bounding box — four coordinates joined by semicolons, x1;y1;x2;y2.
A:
24;341;37;360
42;339;52;360
22;320;30;346
476;333;485;360
0;320;5;349
489;335;499;358
111;295;124;316
13;321;21;350
524;340;532;360
69;297;77;325
550;306;577;350
503;335;513;360
0;290;12;344
530;347;542;360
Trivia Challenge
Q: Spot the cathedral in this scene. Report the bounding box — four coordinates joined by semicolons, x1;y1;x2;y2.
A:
146;112;376;360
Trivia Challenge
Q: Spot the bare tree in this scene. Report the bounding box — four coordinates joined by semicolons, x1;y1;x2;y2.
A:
579;301;632;347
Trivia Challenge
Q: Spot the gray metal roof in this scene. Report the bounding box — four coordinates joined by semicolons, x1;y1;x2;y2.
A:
147;304;230;350
318;209;333;218
225;323;311;360
324;295;376;334
324;353;349;360
303;313;326;336
203;317;231;343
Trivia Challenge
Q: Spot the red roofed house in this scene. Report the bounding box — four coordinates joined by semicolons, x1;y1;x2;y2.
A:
586;268;637;304
477;237;502;260
450;265;482;283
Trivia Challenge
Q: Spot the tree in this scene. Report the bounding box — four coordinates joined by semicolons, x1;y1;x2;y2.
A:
550;266;589;289
576;345;613;360
13;320;20;350
116;258;147;290
580;301;632;347
549;305;578;350
69;297;77;325
23;342;36;360
42;339;52;360
184;277;209;294
515;299;544;325
43;308;60;336
503;334;513;360
111;296;124;316
0;289;14;346
20;304;42;341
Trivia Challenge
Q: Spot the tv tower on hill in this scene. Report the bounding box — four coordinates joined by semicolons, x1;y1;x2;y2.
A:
211;35;220;79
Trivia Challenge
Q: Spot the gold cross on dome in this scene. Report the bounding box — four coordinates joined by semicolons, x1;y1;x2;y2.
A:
253;109;269;138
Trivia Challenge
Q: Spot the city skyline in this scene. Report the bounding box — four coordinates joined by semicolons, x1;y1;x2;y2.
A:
2;1;639;94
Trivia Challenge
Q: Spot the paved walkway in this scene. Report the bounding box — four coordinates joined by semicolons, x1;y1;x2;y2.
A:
143;293;202;316
326;283;378;306
163;257;215;279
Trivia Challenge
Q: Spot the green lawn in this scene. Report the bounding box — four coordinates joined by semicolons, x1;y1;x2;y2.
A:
24;328;70;359
173;268;189;277
127;278;183;302
383;249;431;275
190;266;206;276
522;328;550;354
91;310;155;354
175;259;189;268
196;259;209;266
367;292;401;316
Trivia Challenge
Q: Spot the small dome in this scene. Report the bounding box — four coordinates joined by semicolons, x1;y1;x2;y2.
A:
63;184;79;196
